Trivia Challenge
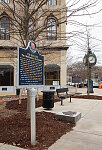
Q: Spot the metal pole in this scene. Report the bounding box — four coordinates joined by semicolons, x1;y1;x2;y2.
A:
19;89;21;104
75;83;77;94
27;89;30;118
29;88;36;146
87;47;91;95
88;66;91;94
87;64;90;95
87;34;90;95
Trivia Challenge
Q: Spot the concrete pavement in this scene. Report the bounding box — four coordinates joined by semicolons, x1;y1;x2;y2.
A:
46;98;102;150
48;87;102;150
0;87;102;150
0;143;27;150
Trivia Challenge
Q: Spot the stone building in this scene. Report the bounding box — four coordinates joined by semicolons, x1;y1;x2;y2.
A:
0;0;68;94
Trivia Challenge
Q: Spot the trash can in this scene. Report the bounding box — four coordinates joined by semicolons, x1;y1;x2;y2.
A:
42;91;55;109
16;89;20;95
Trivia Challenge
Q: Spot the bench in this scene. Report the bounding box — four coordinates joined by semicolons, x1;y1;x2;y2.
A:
56;88;74;105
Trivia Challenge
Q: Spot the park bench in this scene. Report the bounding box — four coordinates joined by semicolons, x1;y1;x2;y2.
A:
56;88;74;105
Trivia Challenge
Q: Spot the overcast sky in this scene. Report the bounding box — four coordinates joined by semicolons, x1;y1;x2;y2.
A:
66;0;102;66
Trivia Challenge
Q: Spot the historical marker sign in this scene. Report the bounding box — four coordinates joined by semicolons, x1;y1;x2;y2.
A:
17;42;44;88
72;75;82;84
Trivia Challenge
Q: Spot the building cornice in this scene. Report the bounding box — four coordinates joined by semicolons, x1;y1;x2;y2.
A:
39;46;69;51
0;46;69;51
0;46;17;50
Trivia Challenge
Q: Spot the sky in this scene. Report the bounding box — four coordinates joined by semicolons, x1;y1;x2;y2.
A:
66;0;102;66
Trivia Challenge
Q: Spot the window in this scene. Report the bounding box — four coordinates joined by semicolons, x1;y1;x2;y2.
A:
0;17;10;40
0;0;9;3
28;18;34;40
47;18;57;40
47;0;56;5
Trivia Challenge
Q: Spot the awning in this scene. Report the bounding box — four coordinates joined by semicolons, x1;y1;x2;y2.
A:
0;65;14;71
45;64;60;72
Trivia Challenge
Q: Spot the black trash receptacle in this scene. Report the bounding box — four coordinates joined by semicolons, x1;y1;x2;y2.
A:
42;91;54;109
16;89;20;95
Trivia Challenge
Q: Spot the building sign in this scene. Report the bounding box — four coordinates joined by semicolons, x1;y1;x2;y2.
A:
17;42;44;88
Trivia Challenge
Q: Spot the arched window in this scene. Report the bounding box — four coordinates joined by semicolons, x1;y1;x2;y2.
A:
0;17;10;40
47;18;57;40
47;0;56;5
28;18;34;40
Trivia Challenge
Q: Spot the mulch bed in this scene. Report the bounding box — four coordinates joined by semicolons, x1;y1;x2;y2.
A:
73;94;102;100
0;97;74;150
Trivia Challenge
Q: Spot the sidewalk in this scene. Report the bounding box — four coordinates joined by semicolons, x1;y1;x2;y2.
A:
45;98;102;150
0;143;27;150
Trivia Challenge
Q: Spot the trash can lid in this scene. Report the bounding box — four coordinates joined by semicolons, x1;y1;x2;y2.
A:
41;91;55;93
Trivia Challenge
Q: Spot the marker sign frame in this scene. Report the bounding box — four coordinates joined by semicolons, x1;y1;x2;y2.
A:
16;42;44;88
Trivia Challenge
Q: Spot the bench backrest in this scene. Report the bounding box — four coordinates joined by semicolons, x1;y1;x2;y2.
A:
56;88;69;94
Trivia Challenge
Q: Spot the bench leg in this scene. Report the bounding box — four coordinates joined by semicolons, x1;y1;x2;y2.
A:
70;96;71;103
61;99;63;105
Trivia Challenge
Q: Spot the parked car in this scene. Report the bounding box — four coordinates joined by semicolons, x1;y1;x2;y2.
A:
67;82;74;86
93;82;99;88
84;82;87;87
67;82;72;85
78;82;84;88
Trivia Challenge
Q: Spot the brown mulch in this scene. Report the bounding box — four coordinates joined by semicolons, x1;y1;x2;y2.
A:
0;97;74;150
73;94;102;100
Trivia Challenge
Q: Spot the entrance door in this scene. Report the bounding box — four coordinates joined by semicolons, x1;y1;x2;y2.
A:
0;65;14;86
45;64;60;85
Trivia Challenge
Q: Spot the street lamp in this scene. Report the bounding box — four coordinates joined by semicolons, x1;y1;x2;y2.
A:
83;48;97;94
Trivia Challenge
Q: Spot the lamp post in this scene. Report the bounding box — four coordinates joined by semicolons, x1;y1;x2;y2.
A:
83;48;97;94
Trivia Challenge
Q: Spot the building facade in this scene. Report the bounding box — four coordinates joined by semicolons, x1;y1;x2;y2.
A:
0;0;68;93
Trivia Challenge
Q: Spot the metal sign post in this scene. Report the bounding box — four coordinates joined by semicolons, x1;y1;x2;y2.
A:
16;41;44;146
72;75;81;94
75;83;78;93
28;88;36;145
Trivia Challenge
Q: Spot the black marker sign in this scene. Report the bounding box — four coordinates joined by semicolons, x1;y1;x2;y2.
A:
17;42;44;87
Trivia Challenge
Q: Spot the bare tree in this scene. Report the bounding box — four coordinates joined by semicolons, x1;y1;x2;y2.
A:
92;66;102;81
67;61;87;82
0;0;66;48
67;61;102;83
0;0;101;48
